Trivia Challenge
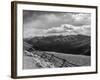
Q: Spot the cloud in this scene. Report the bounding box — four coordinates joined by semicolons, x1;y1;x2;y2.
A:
44;24;91;36
23;11;91;30
23;10;91;38
72;13;91;26
24;28;45;38
77;25;91;36
44;24;73;33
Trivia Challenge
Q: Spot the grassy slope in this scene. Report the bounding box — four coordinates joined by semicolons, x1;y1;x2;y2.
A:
46;51;90;66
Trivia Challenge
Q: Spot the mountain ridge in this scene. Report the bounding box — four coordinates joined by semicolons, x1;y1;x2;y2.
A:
24;34;90;56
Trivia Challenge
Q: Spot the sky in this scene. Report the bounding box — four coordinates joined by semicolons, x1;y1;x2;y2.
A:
23;10;91;38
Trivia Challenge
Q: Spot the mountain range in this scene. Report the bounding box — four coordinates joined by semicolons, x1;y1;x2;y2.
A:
24;34;90;56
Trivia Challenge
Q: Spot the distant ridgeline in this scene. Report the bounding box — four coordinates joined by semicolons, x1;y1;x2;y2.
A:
24;35;91;56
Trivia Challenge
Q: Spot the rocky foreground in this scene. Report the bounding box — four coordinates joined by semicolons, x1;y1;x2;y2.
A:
23;50;90;69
